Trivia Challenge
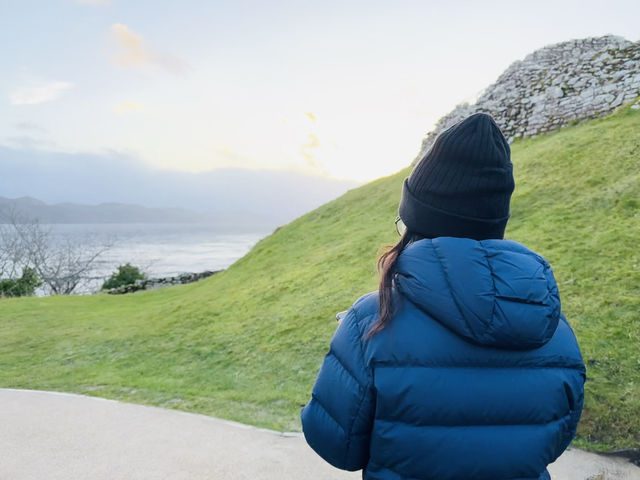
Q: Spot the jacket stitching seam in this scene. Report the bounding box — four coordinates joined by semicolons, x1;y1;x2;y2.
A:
309;393;346;435
374;412;572;428
328;350;365;390
542;262;561;343
365;462;424;480
478;242;499;342
372;363;586;371
431;240;476;338
367;460;549;480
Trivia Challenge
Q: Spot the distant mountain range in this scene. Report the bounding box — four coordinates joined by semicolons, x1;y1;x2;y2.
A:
0;195;268;225
0;146;360;226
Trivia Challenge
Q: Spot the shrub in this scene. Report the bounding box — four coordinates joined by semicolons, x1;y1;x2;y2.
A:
0;266;42;298
101;263;146;290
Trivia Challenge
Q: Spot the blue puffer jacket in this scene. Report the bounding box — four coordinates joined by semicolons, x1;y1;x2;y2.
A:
301;237;586;480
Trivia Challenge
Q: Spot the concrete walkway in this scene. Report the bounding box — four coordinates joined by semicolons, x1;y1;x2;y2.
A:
1;389;638;480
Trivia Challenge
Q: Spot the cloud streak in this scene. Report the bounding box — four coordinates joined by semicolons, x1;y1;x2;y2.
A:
10;80;74;105
109;23;190;75
300;133;320;168
3;136;57;150
12;121;47;132
114;101;144;114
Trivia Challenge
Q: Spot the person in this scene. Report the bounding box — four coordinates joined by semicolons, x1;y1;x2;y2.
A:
300;113;586;480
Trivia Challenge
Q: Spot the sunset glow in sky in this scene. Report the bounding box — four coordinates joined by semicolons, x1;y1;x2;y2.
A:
2;1;639;182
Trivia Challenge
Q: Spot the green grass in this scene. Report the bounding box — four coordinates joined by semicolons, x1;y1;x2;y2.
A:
1;105;639;451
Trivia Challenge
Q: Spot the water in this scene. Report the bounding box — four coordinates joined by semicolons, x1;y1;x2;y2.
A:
37;223;270;295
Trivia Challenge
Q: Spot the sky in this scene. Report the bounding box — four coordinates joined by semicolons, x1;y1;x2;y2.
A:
1;0;639;183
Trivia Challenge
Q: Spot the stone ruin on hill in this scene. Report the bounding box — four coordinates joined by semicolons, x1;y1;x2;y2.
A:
414;35;640;161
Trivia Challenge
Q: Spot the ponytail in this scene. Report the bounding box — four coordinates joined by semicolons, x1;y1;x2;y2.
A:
367;230;419;338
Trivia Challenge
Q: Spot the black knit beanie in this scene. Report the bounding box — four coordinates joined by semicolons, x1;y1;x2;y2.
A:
399;113;515;240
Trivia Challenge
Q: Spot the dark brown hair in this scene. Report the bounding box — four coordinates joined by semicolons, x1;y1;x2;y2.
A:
366;230;424;338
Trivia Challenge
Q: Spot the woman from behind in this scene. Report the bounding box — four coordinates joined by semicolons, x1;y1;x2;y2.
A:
300;113;586;480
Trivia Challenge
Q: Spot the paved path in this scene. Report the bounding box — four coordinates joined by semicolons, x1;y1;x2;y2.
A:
1;389;638;480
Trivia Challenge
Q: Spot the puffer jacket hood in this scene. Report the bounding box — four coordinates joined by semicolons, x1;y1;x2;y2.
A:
395;237;561;350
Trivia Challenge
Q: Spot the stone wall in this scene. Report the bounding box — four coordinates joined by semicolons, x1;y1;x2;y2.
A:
106;270;220;294
415;35;640;161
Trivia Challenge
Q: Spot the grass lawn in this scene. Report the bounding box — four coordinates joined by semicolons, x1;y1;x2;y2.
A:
1;105;639;451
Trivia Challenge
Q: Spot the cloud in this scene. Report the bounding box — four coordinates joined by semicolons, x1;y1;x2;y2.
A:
300;133;320;167
109;23;190;75
114;101;144;114
3;136;57;150
12;121;47;132
0;145;358;225
110;24;148;67
10;80;74;105
214;145;250;165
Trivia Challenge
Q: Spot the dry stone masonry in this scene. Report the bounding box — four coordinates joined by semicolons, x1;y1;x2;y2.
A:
415;36;640;161
106;270;220;294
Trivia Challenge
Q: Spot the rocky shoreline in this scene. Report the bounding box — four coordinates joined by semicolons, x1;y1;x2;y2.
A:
105;270;222;294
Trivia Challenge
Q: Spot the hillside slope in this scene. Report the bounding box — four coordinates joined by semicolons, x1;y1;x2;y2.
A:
1;106;639;451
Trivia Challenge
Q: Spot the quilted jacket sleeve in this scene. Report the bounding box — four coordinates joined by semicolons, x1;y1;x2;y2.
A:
300;306;375;471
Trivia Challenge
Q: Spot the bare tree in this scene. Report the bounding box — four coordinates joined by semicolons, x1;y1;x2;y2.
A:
0;225;23;279
0;204;30;279
0;207;116;295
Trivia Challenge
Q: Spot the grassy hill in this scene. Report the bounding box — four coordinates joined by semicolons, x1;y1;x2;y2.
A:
1;105;639;452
